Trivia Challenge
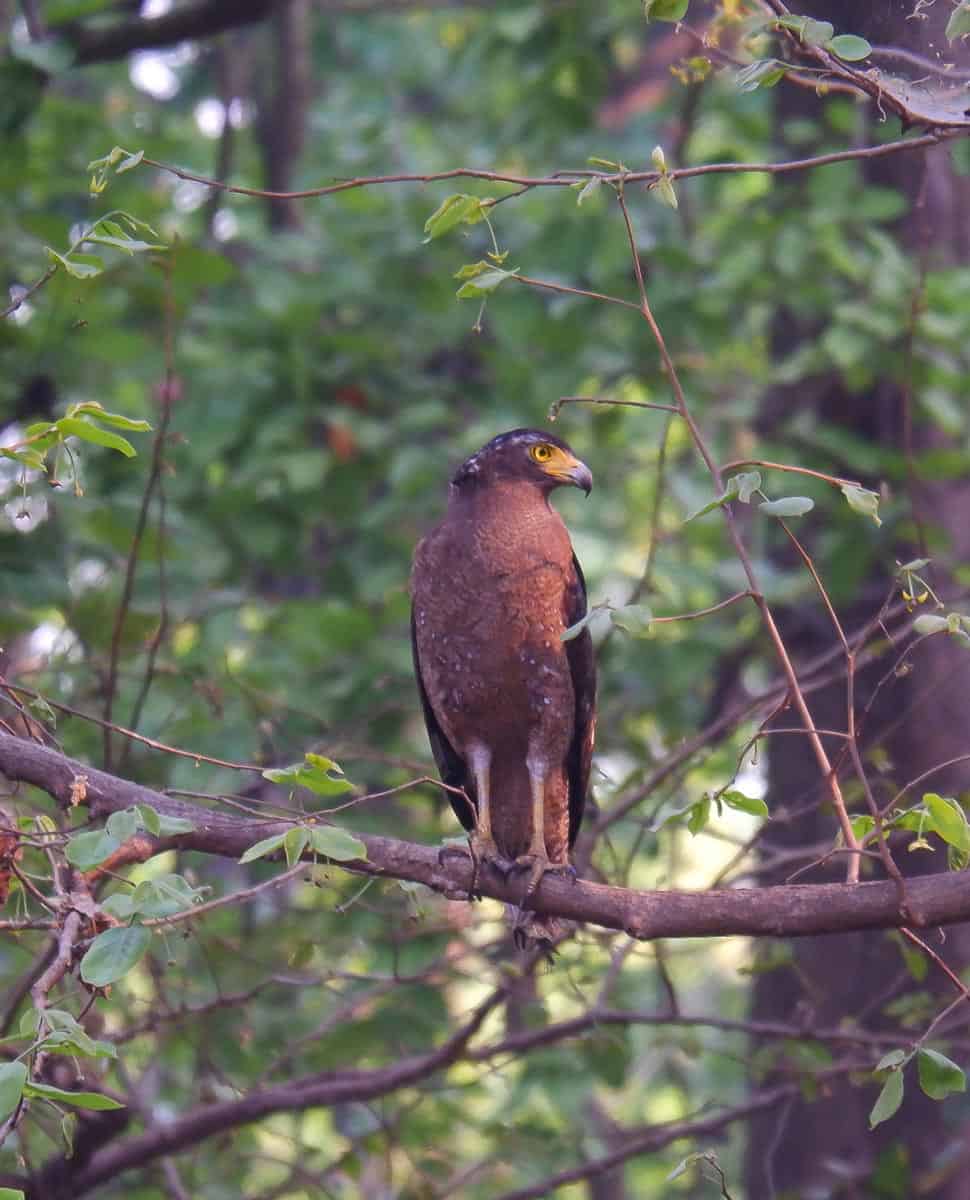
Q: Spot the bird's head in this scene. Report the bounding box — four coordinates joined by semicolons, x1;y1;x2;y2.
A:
450;429;593;496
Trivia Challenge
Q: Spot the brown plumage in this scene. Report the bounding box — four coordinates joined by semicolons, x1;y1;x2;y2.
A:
410;429;596;947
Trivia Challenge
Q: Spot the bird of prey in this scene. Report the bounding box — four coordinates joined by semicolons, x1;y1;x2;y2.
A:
410;429;596;946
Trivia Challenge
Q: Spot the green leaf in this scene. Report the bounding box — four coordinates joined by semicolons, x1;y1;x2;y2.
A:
898;558;931;575
575;177;602;206
61;1111;77;1156
924;793;970;853
0;1062;27;1122
455;267;519;298
687;795;710;836
722;789;769;818
263;755;354;797
87;146;126;172
917;1048;966;1100
0;1189;26;1199
101;892;136;920
841;484;882;526
876;1049;909;1072
47;248;102;279
684;477;738;523
65;829;120;870
80;925;151;986
734;471;762;503
23;1081;124;1110
106;808;139;841
308;825;367;862
87;233;165;255
869;1067;904;1128
284;826;309;867
55;418;136;457
735;59;787;92
453;259;490;280
422;194;488;241
850;814;875;840
130;874;202;918
643;0;689;21
154;812;196;836
41;1028;117;1060
0;447;47;470
657;176;677;209
116;149;144;173
135;804;161;836
913;615;949;636
69;403;152;432
759;496;815;518
797;17;835;45
610;604;652;637
946;2;970;41
238;832;288;864
826;34;871;61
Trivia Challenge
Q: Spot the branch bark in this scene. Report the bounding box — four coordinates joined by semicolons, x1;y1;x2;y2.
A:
2;732;969;940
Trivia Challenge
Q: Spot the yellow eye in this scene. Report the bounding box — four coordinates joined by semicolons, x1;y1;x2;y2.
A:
530;443;554;463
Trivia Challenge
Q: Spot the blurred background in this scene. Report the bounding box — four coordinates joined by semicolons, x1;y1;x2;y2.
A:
2;1;970;1196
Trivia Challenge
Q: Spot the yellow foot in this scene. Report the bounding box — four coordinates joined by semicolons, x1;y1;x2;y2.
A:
438;834;511;899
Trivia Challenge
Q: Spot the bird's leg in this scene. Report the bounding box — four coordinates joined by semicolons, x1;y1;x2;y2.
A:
463;743;505;897
511;759;575;902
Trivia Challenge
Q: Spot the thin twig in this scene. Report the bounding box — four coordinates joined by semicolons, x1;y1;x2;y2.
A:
612;184;862;879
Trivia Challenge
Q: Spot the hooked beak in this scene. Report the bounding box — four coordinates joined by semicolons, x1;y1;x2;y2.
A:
550;454;593;496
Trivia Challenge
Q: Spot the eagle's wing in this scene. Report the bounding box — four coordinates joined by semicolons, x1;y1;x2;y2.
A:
564;552;596;846
410;608;477;831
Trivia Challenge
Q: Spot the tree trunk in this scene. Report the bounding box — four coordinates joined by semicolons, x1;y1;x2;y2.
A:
745;4;970;1196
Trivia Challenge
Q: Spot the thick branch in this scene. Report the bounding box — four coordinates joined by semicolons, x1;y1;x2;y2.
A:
2;732;969;939
70;0;275;65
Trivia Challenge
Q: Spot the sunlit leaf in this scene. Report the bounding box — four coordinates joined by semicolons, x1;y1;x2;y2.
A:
308;825;367;862
913;615;949;636
455;267;519;298
56;418;136;457
924;793;970;853
238;832;287;864
826;34;872;61
759;496;814;517
841;484;882;526
422;194;489;241
722;790;769;818
24;1081;124;1110
263;755;354;797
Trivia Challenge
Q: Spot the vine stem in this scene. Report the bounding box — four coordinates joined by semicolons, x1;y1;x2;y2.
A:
613;185;862;882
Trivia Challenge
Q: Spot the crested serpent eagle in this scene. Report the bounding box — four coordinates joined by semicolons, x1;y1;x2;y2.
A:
410;429;596;946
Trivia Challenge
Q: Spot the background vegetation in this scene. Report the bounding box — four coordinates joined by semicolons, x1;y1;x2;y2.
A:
2;1;970;1196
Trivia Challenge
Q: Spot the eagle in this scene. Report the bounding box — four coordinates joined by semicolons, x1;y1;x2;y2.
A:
410;429;596;946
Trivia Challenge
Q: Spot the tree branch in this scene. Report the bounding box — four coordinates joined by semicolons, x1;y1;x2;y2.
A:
30;984;506;1198
2;732;969;940
70;0;276;65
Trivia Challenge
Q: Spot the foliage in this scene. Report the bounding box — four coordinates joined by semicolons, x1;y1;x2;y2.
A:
2;2;970;1197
